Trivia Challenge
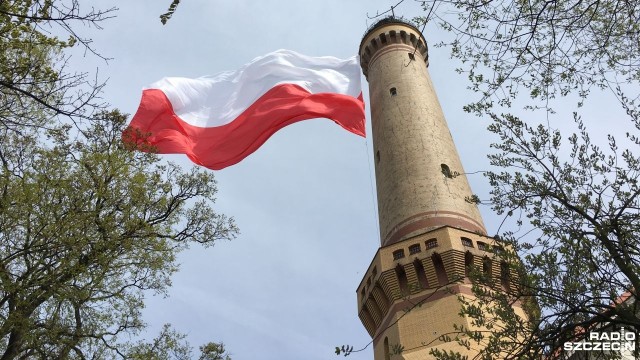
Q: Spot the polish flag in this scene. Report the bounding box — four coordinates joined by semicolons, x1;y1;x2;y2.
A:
123;50;365;170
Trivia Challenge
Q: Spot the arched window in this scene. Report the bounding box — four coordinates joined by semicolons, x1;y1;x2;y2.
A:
464;251;474;278
432;253;448;286
483;257;492;280
409;33;417;46
395;264;409;295
413;259;429;289
500;261;510;291
384;337;391;360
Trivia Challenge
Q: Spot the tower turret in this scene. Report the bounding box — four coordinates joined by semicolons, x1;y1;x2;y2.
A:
356;18;526;359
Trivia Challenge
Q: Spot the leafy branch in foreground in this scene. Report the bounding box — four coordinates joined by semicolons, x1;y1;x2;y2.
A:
433;107;640;359
0;110;238;359
128;324;233;360
160;0;181;25
416;0;640;113
0;0;117;131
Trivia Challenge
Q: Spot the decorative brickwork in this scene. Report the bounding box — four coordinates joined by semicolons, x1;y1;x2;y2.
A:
372;285;390;314
356;227;524;358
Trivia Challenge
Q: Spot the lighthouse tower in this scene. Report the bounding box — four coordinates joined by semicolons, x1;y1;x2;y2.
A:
356;18;522;359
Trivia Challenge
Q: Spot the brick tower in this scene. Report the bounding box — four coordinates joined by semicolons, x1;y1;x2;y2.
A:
356;18;524;359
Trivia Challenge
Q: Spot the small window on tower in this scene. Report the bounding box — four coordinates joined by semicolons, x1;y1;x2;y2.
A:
461;237;474;248
477;241;487;251
409;243;421;255
408;52;415;60
410;33;417;46
389;87;397;96
392;249;405;260
441;164;453;178
425;238;438;249
376;150;380;163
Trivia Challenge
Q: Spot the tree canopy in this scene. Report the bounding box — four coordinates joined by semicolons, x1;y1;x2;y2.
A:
0;1;238;358
408;0;640;358
0;0;115;131
417;0;640;112
0;110;238;359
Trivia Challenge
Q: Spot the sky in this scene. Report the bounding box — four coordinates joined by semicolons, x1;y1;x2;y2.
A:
63;1;632;359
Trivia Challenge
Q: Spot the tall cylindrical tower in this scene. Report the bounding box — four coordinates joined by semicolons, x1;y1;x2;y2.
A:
360;18;486;247
355;18;527;360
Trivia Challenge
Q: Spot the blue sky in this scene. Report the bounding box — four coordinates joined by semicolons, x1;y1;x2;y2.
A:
68;1;631;359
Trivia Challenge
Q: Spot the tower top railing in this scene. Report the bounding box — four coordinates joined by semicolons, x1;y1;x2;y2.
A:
360;16;424;51
358;16;429;77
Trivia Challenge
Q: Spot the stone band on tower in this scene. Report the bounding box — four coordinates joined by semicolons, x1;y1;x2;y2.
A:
360;18;486;247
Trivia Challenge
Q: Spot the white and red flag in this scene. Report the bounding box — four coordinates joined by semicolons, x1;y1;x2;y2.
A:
123;50;365;170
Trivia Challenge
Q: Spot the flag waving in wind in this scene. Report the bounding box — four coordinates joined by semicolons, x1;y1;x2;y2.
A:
123;50;366;170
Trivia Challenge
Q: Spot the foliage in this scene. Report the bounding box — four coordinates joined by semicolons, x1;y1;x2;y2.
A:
0;0;187;128
127;324;232;360
0;0;116;131
416;0;640;113
128;324;194;360
0;111;238;359
406;0;640;358
160;0;181;25
197;341;232;360
459;108;640;359
0;2;237;358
